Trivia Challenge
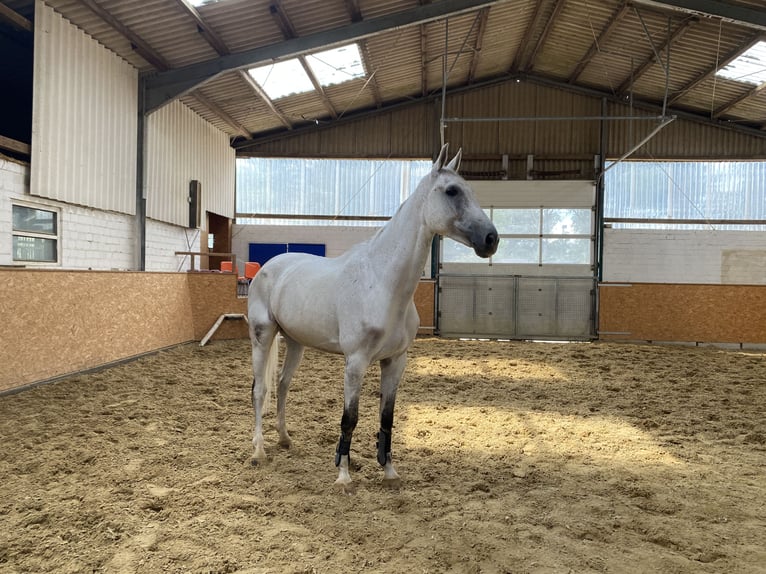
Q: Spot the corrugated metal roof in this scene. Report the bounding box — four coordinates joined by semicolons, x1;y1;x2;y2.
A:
5;0;766;150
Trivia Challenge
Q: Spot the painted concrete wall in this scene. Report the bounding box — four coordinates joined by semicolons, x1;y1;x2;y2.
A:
602;228;766;285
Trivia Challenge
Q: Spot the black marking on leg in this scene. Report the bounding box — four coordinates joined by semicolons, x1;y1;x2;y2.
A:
335;433;352;467
376;428;392;466
378;397;395;466
335;406;358;467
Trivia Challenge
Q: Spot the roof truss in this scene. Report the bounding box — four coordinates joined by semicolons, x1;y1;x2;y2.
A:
142;0;502;112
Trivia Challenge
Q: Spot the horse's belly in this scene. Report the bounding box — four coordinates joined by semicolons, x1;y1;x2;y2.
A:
271;277;343;353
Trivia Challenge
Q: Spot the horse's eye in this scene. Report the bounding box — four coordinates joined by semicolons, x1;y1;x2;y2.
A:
445;185;459;197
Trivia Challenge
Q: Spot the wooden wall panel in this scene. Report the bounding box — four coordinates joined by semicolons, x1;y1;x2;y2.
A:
186;273;248;341
0;270;250;393
415;280;435;335
599;283;766;344
0;270;194;392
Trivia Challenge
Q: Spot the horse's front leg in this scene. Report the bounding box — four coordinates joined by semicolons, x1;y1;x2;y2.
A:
334;355;367;493
378;352;406;488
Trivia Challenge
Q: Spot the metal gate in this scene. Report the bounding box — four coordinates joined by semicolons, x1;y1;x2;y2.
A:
437;274;596;340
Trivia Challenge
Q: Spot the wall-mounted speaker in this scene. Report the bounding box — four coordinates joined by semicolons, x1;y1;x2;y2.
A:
189;180;201;228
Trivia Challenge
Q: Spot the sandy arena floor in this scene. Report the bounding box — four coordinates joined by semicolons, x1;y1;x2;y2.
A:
1;337;765;573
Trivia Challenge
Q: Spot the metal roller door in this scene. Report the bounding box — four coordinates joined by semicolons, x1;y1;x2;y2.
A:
438;275;595;340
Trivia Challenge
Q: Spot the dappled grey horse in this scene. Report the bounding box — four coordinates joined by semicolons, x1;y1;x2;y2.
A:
247;144;499;490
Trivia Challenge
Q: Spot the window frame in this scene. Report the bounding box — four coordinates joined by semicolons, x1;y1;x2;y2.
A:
442;206;594;266
12;202;61;265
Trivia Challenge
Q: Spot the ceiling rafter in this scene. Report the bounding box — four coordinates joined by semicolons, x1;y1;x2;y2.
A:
419;0;433;98
357;41;384;108
143;0;501;112
667;33;763;105
0;2;32;32
79;0;170;71
193;91;251;139
510;0;546;73
170;0;258;140
522;0;567;72
467;7;490;83
269;1;338;120
616;13;697;95
713;81;766;119
172;0;230;56
344;0;363;23
238;71;294;131
342;1;383;108
568;1;630;83
420;24;429;97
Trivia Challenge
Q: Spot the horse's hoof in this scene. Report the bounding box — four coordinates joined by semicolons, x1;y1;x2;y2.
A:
382;476;402;490
278;437;292;449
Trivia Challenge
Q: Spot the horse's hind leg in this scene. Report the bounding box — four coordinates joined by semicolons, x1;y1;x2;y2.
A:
276;335;304;449
250;319;278;463
378;352;407;487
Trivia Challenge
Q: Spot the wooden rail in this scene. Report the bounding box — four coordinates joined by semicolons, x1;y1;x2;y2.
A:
175;251;237;271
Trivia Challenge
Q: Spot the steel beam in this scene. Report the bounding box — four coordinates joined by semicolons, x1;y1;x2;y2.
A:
143;0;504;112
632;0;766;31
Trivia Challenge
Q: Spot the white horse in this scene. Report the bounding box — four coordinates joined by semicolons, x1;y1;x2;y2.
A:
247;144;498;491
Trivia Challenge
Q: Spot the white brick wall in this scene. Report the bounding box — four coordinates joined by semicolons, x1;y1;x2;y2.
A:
603;228;766;285
2;157;197;271
0;158;28;262
61;206;133;269
146;219;201;272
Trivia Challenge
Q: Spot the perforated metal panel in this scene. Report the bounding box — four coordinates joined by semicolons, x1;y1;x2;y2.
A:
438;274;595;340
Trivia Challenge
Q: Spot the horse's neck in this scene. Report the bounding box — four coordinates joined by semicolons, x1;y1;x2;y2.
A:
367;193;432;298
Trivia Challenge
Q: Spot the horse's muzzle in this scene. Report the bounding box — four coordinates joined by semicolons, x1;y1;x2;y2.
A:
473;229;499;258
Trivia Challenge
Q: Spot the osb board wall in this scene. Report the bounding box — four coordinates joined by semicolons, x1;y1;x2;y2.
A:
0;270;195;392
186;273;248;341
599;283;766;344
415;280;435;335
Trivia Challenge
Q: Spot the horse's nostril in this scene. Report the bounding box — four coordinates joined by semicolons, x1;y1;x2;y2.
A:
486;232;498;247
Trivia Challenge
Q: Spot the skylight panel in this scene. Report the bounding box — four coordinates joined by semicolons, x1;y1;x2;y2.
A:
248;60;314;100
715;41;766;85
307;44;366;87
248;44;367;101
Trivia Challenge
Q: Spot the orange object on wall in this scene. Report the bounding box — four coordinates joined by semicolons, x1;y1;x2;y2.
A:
244;262;260;280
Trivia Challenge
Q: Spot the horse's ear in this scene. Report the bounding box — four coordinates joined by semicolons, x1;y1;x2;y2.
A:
446;148;462;173
433;143;449;173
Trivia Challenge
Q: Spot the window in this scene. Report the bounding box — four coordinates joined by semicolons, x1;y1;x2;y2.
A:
236;157;431;226
604;161;766;229
248;43;365;100
443;207;592;265
12;204;59;263
715;41;766;86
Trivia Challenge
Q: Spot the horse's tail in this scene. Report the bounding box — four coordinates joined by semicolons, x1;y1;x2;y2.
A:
261;333;279;415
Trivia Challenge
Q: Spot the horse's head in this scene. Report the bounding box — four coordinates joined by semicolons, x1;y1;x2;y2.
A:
424;144;499;258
